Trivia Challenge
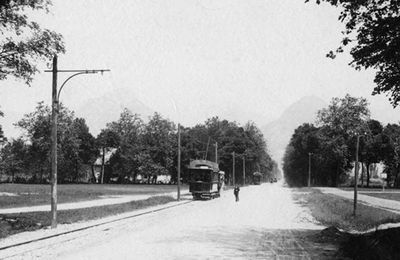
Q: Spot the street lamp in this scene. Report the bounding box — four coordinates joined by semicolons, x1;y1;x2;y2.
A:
46;55;110;228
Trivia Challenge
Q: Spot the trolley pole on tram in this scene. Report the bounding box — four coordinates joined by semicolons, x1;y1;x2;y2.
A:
215;142;218;163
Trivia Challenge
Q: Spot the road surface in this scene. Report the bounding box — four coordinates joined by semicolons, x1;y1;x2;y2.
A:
1;183;341;259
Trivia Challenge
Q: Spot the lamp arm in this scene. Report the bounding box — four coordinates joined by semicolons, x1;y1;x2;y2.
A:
57;71;95;101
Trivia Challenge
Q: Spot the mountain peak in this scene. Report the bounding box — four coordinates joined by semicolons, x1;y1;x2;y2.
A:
262;96;327;163
76;88;154;136
281;96;326;123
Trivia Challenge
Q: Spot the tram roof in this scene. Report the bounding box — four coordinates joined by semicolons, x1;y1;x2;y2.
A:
189;159;219;171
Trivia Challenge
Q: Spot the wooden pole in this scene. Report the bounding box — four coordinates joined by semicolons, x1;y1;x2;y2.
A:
354;135;360;216
243;156;245;186
232;152;235;186
51;55;58;228
308;153;311;188
177;124;181;201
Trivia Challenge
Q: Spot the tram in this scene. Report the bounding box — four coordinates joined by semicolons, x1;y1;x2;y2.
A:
188;159;225;200
252;172;262;185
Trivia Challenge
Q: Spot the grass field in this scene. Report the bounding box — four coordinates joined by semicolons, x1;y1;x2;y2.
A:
293;188;400;231
0;184;188;208
0;195;176;239
296;188;400;259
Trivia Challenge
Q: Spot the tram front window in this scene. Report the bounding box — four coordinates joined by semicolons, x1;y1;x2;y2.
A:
190;169;211;182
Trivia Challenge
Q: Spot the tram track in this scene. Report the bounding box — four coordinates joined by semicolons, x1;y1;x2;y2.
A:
0;199;194;258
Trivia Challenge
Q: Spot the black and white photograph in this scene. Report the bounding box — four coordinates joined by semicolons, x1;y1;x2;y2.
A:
0;0;400;259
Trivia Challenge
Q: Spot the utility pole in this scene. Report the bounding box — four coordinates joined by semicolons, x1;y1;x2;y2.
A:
354;135;360;216
308;152;312;188
46;56;110;228
50;55;58;229
232;152;235;186
243;155;245;186
177;123;181;201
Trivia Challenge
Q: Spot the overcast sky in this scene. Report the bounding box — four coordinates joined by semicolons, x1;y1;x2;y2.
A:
1;0;398;137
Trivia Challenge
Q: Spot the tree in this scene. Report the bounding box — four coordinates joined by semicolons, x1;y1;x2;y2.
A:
317;125;352;186
283;123;320;186
0;138;28;182
360;120;384;187
182;117;275;185
16;102;95;183
135;151;168;184
307;0;400;107
142;113;176;182
382;123;400;187
0;0;65;84
284;95;372;187
16;101;52;182
105;108;144;183
317;94;370;135
0;108;4;142
317;95;370;186
243;121;275;182
96;128;119;183
65;118;98;182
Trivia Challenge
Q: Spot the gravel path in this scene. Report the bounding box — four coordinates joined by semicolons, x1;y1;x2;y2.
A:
0;191;189;214
0;183;338;259
318;187;400;214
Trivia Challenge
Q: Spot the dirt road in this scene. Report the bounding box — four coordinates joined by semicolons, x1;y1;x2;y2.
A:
2;183;341;259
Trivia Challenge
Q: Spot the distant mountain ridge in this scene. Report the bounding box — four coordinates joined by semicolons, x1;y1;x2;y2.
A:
262;96;327;164
75;88;154;136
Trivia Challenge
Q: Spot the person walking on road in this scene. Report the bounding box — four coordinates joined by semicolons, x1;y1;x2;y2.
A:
234;186;240;202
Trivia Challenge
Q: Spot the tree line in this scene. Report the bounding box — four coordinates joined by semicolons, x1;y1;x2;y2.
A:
283;94;400;188
0;102;278;184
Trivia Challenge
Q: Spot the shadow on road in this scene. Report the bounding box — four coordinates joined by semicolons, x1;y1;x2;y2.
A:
163;226;346;259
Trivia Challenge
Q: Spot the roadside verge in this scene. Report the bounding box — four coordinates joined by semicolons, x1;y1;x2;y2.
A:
0;193;191;243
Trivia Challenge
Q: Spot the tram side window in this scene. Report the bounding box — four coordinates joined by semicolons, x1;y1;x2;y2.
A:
190;169;212;182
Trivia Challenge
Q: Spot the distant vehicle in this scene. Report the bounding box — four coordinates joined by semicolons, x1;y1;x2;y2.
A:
252;172;262;185
188;160;225;200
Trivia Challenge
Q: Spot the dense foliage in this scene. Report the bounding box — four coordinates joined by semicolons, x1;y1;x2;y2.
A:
0;108;4;143
179;118;277;185
0;102;98;183
284;94;400;187
0;0;65;84
307;0;400;107
0;105;278;184
382;123;400;187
